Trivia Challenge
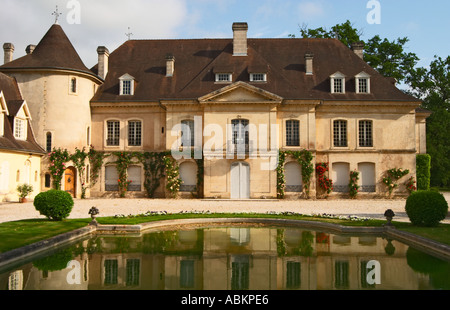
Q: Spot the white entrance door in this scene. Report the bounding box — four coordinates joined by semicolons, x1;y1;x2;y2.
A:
231;162;250;199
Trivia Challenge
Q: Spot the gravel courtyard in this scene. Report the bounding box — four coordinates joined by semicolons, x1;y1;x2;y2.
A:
1;192;449;224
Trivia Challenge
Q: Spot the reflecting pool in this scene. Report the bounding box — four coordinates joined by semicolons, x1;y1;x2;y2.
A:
1;226;449;290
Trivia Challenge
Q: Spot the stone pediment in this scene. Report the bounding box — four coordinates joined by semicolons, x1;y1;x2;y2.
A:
199;81;283;104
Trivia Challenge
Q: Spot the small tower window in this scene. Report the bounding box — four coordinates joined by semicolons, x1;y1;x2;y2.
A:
70;77;77;94
46;132;52;153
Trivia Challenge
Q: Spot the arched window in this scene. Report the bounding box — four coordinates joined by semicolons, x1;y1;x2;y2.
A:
45;173;51;188
358;163;376;192
179;162;197;192
332;162;350;192
285;161;303;192
105;166;119;192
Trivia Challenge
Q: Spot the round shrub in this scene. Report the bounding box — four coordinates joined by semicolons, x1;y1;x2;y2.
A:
405;190;448;227
34;190;74;221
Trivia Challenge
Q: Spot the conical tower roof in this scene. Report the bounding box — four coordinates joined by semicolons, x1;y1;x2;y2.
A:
1;24;99;79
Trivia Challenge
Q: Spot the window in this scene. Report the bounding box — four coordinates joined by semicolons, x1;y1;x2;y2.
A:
286;261;301;289
356;72;371;94
104;259;118;285
86;127;90;146
105;166;119;191
359;120;373;147
127;166;142;192
122;80;131;95
215;73;232;83
0;114;4;136
106;121;120;146
126;259;140;287
14;118;26;140
330;72;346;94
232;119;249;147
250;73;267;82
46;132;52;153
180;260;195;289
119;74;135;95
70;78;77;94
181;120;195;147
286;120;300;147
128;121;142;146
333;120;347;147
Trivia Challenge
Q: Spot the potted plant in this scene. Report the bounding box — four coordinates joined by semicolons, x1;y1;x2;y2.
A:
17;184;34;203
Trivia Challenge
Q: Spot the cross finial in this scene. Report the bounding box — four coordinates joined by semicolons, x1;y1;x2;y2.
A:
52;5;62;24
126;27;133;40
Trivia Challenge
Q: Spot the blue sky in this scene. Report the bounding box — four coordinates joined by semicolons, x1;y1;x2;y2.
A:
1;0;449;69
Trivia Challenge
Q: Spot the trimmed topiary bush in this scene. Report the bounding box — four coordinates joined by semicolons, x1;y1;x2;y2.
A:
34;190;74;221
405;190;448;227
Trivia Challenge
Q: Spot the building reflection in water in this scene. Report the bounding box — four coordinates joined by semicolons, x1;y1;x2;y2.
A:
1;227;449;290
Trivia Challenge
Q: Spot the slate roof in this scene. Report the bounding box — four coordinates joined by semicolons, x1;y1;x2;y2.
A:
0;24;99;79
91;37;421;103
0;73;45;155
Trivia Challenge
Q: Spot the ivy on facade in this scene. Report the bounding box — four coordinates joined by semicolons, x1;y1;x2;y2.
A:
277;150;314;199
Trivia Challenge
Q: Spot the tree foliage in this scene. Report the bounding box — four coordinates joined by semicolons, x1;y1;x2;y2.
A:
294;20;419;83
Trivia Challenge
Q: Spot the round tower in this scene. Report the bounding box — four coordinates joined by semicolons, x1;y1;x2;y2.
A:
0;23;103;198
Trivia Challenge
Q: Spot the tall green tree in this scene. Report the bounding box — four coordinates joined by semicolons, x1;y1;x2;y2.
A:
294;20;419;83
407;56;450;187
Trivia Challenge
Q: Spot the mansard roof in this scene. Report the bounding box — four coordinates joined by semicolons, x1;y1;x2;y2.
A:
91;37;420;103
0;24;99;79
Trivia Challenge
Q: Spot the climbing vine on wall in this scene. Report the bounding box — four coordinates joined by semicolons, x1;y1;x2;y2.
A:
382;168;410;196
164;155;182;198
349;170;360;199
137;151;168;198
277;150;314;199
316;162;333;196
70;147;89;199
88;146;110;187
48;148;70;190
112;152;140;198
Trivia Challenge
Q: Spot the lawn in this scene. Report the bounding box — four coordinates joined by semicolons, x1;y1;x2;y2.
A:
0;213;449;254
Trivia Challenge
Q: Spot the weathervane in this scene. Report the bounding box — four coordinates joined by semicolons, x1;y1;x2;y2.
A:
126;27;133;40
52;5;62;24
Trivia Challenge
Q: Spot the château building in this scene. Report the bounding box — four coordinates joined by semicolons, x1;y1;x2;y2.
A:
0;21;429;201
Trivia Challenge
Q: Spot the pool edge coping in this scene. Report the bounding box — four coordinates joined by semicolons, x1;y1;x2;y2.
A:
1;218;449;270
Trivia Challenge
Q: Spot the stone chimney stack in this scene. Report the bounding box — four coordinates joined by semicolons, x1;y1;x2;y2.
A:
97;46;109;80
351;42;365;59
166;54;175;77
26;45;36;55
305;52;314;75
3;43;14;64
232;22;248;56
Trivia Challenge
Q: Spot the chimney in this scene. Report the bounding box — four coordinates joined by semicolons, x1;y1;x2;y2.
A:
26;45;36;55
166;54;175;77
351;41;365;59
232;22;248;56
97;46;109;80
305;52;314;75
3;43;14;64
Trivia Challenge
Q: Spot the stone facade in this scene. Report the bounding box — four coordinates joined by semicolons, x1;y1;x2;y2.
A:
0;22;429;200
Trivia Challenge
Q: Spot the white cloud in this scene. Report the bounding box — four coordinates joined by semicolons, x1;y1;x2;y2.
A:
297;1;325;21
0;0;190;67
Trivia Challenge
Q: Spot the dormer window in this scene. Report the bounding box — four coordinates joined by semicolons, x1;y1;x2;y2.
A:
250;73;267;82
14;118;26;140
356;72;371;94
330;72;346;94
215;73;232;83
119;74;135;95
